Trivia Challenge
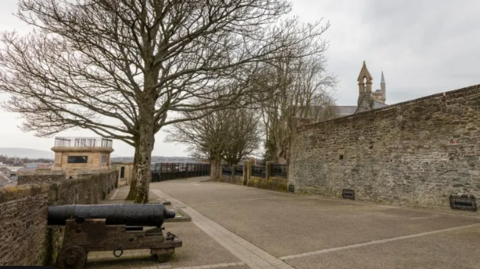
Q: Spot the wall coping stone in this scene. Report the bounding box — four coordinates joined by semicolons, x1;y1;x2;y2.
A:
0;183;51;203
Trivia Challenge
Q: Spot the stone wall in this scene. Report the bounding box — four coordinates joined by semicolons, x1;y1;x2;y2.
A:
217;163;289;192
112;162;134;186
247;176;288;192
17;170;66;185
220;174;245;185
289;84;480;210
0;170;118;266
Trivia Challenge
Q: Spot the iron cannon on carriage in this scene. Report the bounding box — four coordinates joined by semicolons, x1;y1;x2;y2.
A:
48;204;182;269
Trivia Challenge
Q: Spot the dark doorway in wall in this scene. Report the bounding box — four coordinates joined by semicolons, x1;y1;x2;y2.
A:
120;167;125;179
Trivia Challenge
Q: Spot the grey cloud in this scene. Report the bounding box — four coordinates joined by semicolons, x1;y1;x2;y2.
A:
1;0;480;155
317;0;480;105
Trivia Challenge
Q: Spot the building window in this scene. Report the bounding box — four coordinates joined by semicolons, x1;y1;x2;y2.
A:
67;156;88;163
101;156;107;164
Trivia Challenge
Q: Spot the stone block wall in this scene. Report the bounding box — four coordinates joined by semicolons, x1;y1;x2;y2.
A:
51;147;114;178
220;174;245;185
17;170;66;185
112;162;134;186
247;176;268;189
0;170;118;266
246;176;288;192
217;163;289;192
289;84;480;210
266;177;289;192
0;184;50;266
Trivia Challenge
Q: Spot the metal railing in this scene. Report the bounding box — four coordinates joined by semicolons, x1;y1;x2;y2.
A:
234;166;244;176
222;166;232;176
252;165;266;178
54;137;113;148
270;164;287;178
151;163;210;182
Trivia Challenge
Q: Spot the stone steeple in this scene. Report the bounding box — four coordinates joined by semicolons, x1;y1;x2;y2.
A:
357;61;373;93
380;71;386;103
355;61;375;113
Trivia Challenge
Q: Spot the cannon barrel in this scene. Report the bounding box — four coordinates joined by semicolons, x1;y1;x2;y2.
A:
48;204;175;227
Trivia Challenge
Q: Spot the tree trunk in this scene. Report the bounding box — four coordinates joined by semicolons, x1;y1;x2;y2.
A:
125;153;139;200
133;140;154;203
131;88;156;203
133;121;155;204
210;158;221;180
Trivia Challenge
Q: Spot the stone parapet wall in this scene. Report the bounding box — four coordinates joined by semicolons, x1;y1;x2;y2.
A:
247;176;288;192
0;170;118;266
289;84;480;210
217;164;289;192
0;183;51;266
266;177;288;192
17;170;66;185
220;174;245;185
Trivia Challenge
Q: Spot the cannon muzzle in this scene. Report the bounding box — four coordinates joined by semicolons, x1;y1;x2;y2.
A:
48;204;175;227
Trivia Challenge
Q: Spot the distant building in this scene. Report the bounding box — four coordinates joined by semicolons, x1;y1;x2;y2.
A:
0;169;10;185
24;162;53;170
3;166;23;182
292;62;388;121
51;137;114;178
334;61;388;117
111;162;133;186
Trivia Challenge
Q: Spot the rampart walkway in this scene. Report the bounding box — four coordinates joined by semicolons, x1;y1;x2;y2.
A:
89;177;480;269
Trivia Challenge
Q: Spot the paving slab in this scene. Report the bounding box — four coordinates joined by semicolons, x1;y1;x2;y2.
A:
155;179;480;258
89;177;480;269
284;225;480;269
150;180;280;206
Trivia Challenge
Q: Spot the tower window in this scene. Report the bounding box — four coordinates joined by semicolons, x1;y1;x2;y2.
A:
68;156;88;163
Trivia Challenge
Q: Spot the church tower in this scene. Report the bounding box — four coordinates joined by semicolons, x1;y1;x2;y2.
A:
355;61;375;113
380;71;386;103
371;71;387;104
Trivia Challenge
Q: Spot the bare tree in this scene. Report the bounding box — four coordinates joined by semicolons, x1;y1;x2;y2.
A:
254;40;337;164
0;0;329;202
221;108;261;167
165;98;261;180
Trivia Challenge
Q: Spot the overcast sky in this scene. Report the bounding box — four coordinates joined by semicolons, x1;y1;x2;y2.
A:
0;0;479;157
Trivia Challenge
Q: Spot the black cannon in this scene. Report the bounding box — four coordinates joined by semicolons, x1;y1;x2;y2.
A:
48;204;182;269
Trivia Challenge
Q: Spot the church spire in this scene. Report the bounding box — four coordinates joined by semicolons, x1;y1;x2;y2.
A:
357;61;373;93
355;61;375;113
380;71;386;104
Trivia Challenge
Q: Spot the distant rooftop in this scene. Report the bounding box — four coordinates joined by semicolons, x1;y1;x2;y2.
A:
335;101;388;117
54;137;113;148
335;106;357;117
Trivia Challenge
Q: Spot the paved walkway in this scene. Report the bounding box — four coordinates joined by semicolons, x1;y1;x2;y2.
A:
88;177;480;269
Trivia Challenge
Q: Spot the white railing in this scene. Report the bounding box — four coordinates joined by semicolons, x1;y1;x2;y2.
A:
54;137;113;148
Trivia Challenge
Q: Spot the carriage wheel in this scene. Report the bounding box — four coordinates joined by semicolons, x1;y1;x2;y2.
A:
56;246;87;269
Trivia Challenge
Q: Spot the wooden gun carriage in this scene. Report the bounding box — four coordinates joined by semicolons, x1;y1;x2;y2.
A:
48;204;182;269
